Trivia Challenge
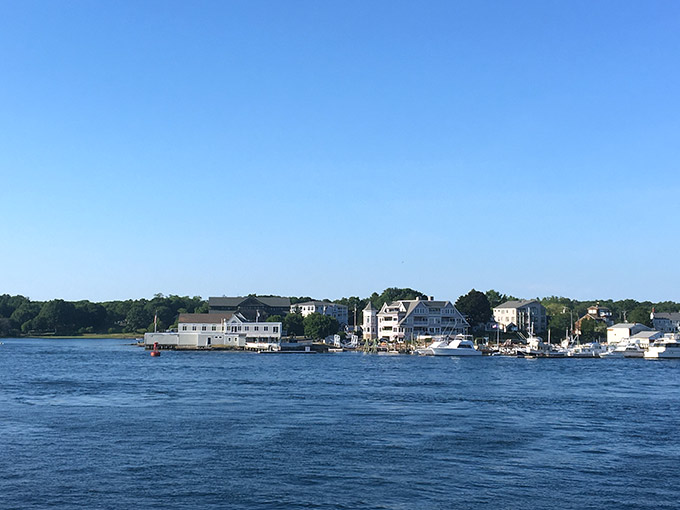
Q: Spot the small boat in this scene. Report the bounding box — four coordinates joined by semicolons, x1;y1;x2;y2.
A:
567;342;606;358
416;334;482;356
516;334;567;358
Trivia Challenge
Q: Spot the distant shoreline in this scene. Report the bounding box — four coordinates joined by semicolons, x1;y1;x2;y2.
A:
22;334;142;340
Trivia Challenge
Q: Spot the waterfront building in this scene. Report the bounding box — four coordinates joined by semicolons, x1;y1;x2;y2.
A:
208;296;291;321
371;296;468;342
606;323;652;345
144;312;282;349
362;302;378;341
290;301;349;325
650;311;680;333
493;300;548;333
575;303;614;334
628;330;664;349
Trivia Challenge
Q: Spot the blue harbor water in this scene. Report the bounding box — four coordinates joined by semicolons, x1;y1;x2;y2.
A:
1;338;679;510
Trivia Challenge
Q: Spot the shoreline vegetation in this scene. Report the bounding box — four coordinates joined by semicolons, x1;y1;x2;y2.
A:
0;288;675;342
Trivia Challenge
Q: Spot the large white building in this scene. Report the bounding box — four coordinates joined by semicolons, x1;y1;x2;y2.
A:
363;296;469;342
290;301;349;325
606;323;652;345
144;312;282;349
493;300;547;333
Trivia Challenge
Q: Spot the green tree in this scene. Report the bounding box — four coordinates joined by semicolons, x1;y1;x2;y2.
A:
10;301;41;331
0;318;12;337
266;315;283;323
372;288;427;310
548;311;572;341
74;301;107;333
579;318;607;342
334;296;366;327
303;313;340;339
124;303;151;332
283;313;304;337
455;289;492;328
0;294;29;318
32;299;77;335
628;307;652;327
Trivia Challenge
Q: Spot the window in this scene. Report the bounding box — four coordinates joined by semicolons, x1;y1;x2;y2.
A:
182;326;187;331
273;327;278;332
192;326;196;331
255;326;259;331
212;326;216;331
202;326;206;331
264;326;268;331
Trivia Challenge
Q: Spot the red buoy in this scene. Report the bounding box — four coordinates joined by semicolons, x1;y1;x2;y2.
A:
150;341;161;357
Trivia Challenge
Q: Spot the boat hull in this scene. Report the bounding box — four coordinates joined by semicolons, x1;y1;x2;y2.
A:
429;348;482;356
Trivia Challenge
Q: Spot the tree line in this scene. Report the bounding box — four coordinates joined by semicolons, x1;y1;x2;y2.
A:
0;294;207;337
1;289;677;340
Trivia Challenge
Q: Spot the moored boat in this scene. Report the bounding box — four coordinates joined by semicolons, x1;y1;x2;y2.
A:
417;334;482;356
644;337;680;359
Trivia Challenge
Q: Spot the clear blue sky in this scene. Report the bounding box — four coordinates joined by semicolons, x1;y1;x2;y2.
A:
1;1;679;303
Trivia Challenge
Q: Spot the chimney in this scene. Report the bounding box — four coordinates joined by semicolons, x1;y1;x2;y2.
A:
429;296;434;301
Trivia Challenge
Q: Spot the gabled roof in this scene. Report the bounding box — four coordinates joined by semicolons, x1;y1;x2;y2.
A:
209;296;291;307
494;299;541;309
179;313;233;324
256;296;291;307
608;323;652;331
363;302;376;311
209;296;245;307
226;313;250;324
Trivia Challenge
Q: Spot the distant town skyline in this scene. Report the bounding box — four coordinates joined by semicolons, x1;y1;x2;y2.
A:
1;1;679;303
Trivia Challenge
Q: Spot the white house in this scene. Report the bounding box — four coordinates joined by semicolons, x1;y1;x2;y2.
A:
493;300;547;333
290;301;349;325
366;296;468;343
606;323;652;345
362;302;378;341
144;312;282;349
650;311;680;333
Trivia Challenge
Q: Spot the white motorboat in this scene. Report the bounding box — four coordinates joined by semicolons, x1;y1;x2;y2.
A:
644;338;680;359
417;335;482;356
600;340;645;358
567;342;607;358
516;335;567;358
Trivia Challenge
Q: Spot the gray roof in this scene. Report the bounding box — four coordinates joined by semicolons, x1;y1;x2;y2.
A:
653;312;680;321
179;313;233;324
630;330;662;339
209;296;246;307
494;299;541;309
394;299;450;310
363;302;376;311
209;296;291;307
256;296;291;307
294;300;341;307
